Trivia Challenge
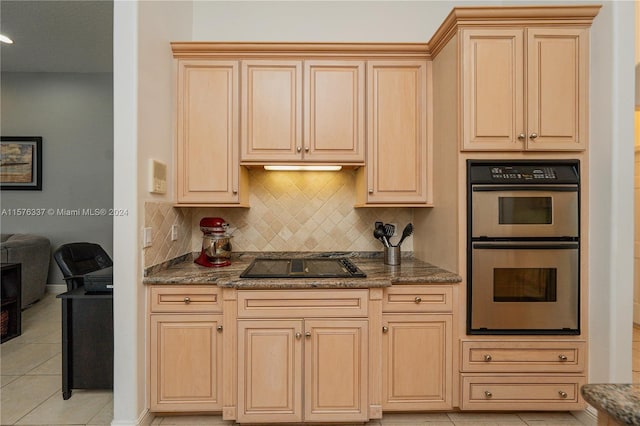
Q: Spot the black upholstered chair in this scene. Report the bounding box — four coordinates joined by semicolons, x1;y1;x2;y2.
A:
53;243;113;290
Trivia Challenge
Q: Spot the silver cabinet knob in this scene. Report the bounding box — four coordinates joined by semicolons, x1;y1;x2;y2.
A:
484;391;492;399
558;391;568;399
295;332;302;340
414;296;422;303
484;354;492;362
518;133;526;140
558;354;568;361
233;189;238;194
382;326;389;333
297;146;302;153
529;133;538;140
305;147;309;152
183;297;191;304
216;325;223;332
368;189;374;194
305;331;311;338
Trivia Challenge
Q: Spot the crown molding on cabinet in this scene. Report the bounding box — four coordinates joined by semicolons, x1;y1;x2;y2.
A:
428;5;602;57
171;42;430;59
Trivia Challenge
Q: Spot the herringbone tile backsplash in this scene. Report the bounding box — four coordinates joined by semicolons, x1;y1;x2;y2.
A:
190;169;413;253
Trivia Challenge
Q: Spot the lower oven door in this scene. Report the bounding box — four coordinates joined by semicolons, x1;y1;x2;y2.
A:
470;241;579;334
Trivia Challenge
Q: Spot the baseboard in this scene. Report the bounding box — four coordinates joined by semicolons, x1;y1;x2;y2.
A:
110;408;153;426
572;405;598;426
46;284;66;294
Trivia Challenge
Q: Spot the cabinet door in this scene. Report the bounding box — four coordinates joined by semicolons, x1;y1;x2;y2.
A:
304;61;365;163
365;61;428;205
304;319;369;422
382;314;452;410
176;60;243;204
237;319;303;423
149;314;222;412
526;28;588;151
461;29;525;151
241;60;303;162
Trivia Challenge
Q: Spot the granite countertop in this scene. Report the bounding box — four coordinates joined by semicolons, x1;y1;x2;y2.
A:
581;384;640;425
143;252;462;289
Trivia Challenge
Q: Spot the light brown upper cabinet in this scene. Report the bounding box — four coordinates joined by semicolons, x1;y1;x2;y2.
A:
461;27;588;151
241;60;365;164
175;60;248;206
356;60;431;206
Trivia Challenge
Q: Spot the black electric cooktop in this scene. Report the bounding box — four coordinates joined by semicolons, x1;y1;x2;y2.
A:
240;258;366;278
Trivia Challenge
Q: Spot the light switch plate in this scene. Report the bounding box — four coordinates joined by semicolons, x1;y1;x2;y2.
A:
171;225;178;241
143;227;153;248
149;159;167;194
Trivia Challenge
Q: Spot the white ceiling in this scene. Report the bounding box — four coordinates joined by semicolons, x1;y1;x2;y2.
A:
0;0;113;73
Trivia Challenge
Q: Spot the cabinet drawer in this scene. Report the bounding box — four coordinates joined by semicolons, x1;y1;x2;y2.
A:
383;286;452;313
461;375;586;411
237;289;368;318
150;287;221;313
461;341;585;373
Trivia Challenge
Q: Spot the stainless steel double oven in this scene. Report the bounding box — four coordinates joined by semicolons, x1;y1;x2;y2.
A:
467;160;580;335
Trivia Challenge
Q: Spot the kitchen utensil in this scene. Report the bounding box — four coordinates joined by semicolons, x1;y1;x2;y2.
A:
375;221;383;230
396;223;413;247
374;227;390;247
383;224;395;241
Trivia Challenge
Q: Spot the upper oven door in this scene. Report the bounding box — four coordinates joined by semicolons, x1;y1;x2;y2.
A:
471;186;578;238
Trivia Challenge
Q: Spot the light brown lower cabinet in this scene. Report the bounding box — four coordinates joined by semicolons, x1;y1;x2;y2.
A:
459;340;587;411
237;318;369;424
460;375;586;411
148;286;222;413
149;313;223;412
382;314;452;410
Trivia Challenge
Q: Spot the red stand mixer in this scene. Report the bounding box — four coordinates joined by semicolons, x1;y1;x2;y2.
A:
195;217;233;267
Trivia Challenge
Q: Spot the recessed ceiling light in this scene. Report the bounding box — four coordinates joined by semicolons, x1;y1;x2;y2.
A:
263;165;343;172
0;34;14;44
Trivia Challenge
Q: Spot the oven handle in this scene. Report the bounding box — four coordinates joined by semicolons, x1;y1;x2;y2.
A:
472;242;579;250
472;185;578;192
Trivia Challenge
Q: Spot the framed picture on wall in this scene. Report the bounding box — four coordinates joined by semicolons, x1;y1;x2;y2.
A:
0;136;43;190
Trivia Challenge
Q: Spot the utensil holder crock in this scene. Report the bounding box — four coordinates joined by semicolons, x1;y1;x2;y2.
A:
384;246;401;266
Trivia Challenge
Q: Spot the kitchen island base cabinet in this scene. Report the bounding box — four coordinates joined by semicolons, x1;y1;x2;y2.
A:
237;319;368;424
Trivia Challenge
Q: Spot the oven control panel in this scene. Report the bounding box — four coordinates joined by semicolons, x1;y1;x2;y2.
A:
468;161;579;185
490;166;557;181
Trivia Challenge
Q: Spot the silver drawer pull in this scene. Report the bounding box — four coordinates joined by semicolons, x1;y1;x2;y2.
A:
414;296;422;303
558;391;568;399
183;297;191;304
558;354;568;361
484;354;492;362
484;391;492;399
216;325;223;332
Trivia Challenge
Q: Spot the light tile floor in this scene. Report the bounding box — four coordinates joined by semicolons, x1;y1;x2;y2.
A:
4;293;636;425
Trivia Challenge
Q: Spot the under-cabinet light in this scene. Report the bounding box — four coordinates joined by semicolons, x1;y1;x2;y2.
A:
0;34;14;44
263;165;342;171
